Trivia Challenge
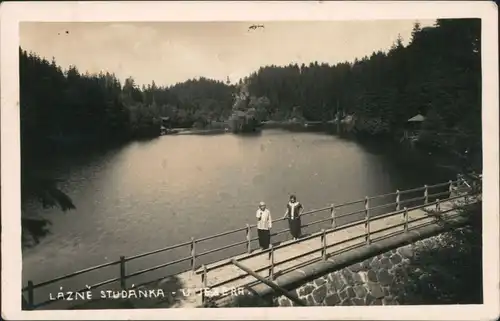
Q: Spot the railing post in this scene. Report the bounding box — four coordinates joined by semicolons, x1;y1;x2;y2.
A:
435;199;442;223
424;185;429;204
321;229;327;260
201;264;207;304
27;281;34;310
119;256;126;290
246;224;251;253
396;190;400;211
330;204;336;229
448;180;453;196
364;197;370;245
463;175;470;202
268;245;275;280
190;237;196;271
403;207;408;232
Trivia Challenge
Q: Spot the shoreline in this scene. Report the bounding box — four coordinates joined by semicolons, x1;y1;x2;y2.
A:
172;128;229;136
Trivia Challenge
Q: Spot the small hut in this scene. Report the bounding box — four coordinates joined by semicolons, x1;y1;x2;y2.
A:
403;114;425;141
160;117;171;135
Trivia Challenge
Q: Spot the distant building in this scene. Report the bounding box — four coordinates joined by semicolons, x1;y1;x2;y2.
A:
402;113;426;143
228;82;259;133
160;117;172;135
160;117;171;128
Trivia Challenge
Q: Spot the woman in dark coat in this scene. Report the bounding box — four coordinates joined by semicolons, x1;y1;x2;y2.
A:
283;195;303;240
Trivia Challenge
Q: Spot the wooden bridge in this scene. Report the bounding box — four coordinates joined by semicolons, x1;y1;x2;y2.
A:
22;176;481;310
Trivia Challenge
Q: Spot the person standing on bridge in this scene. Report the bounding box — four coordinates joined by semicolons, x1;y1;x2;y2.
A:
256;201;272;250
284;195;303;240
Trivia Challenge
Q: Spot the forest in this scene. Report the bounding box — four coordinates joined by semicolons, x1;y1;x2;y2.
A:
245;19;481;143
20;18;481;245
21;19;481;152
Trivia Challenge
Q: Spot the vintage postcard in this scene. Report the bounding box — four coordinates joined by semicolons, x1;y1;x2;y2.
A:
1;1;499;320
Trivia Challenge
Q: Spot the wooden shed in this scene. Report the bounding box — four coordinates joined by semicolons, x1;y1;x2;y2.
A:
402;114;426;142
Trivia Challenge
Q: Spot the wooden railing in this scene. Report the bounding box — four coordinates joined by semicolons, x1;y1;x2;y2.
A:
22;176;478;309
194;190;478;304
230;259;308;306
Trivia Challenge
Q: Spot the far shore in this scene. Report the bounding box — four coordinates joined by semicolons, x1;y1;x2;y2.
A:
162;120;337;137
166;128;229;136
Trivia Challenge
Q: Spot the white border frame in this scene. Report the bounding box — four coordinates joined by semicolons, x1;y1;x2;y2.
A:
1;1;498;320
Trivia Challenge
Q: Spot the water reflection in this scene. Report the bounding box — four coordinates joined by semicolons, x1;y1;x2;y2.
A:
22;129;454;308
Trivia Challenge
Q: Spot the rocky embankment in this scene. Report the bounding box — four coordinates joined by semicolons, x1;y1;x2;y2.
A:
272;222;482;306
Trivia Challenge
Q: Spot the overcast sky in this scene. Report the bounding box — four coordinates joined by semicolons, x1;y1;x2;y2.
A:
20;20;435;87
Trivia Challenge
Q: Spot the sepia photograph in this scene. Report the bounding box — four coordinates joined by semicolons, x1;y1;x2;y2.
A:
1;1;499;320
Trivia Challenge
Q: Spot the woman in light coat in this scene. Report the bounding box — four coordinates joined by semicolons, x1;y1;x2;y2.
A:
256;201;272;250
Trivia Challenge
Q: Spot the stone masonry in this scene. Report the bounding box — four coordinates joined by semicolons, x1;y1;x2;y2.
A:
272;231;460;307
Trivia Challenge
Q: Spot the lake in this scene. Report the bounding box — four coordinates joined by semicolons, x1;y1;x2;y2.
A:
21;129;454;308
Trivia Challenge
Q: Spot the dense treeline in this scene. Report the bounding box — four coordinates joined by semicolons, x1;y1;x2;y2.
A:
20;18;481;154
244;18;481;170
245;19;480;139
20;49;235;150
20;18;481;246
20;48;235;247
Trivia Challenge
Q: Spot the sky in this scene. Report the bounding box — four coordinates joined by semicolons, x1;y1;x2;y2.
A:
20;20;435;87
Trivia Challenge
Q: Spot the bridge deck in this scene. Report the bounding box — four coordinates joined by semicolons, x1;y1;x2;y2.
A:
124;198;461;309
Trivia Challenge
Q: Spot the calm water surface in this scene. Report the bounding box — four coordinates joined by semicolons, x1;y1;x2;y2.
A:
22;129;452;307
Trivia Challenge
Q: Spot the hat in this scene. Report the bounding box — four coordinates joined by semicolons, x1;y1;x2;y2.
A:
259;201;266;206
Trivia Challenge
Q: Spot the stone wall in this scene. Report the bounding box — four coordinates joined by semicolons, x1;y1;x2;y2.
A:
272;227;480;306
273;246;408;307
